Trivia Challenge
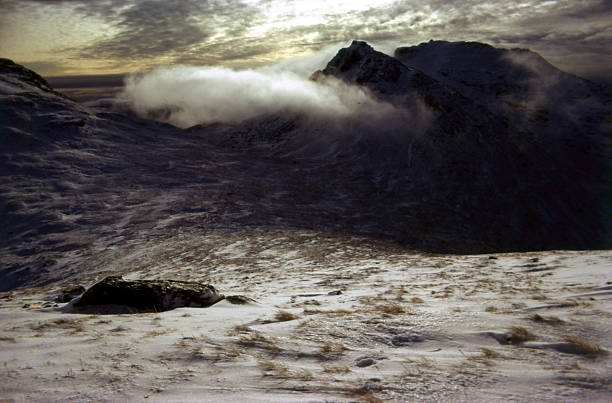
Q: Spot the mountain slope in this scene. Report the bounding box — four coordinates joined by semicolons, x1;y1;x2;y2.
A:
394;40;609;134
216;41;610;251
1;42;611;290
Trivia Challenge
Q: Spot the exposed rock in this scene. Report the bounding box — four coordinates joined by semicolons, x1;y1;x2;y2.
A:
356;358;376;367
224;295;256;305
391;333;425;346
72;276;224;312
56;285;86;303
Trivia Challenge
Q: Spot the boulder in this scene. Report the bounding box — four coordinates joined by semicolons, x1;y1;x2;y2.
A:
56;285;86;303
72;276;224;312
391;333;424;346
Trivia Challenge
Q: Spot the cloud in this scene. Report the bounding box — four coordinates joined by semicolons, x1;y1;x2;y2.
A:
118;47;431;134
1;0;610;81
121;66;388;128
78;1;212;61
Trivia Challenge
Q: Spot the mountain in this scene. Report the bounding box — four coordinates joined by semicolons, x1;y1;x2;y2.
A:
1;40;610;290
394;41;609;135
210;41;610;251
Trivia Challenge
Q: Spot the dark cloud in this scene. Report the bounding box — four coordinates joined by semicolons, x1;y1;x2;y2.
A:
1;0;610;81
78;1;211;62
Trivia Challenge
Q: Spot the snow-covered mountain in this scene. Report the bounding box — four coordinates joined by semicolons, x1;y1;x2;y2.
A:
1;41;610;290
203;41;610;251
1;49;612;403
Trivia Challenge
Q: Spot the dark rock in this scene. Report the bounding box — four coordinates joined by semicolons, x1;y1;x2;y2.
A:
356;358;376;367
391;334;425;346
327;290;342;295
56;285;86;303
72;276;224;312
225;295;256;305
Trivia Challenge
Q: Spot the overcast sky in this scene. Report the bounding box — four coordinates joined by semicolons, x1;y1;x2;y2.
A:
1;0;610;81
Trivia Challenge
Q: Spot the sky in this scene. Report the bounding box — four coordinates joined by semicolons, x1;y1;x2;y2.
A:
0;0;611;82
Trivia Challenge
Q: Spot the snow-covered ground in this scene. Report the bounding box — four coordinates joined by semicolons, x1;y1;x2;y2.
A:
1;230;611;402
1;42;611;401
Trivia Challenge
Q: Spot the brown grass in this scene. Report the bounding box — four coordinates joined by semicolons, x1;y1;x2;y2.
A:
530;314;563;325
342;385;384;403
275;310;299;322
258;360;289;377
303;308;352;316
410;297;424;303
226;324;251;336
564;338;609;357
237;332;281;354
480;347;501;358
505;327;534;344
378;304;406;315
317;342;347;360
322;364;350;373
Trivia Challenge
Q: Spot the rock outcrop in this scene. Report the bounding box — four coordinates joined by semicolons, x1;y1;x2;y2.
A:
72;276;224;312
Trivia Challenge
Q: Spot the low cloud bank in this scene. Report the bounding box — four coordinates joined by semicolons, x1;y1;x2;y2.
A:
119;48;423;130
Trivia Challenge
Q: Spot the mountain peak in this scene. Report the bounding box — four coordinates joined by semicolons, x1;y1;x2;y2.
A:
318;40;379;76
311;40;409;89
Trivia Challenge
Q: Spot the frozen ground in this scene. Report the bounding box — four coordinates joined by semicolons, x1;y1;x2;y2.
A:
1;230;610;402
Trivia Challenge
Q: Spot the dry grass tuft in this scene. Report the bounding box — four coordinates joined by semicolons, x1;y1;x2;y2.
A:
485;306;497;312
258;360;289;377
275;310;299;322
31;318;87;333
257;360;313;379
480;347;501;358
564;338;609;357
317;342;347;360
226;324;251;336
214;346;241;361
378;304;407;315
237;332;281;354
322;364;350;373
505;327;534;344
410;297;424;303
530;314;563;325
342;385;384;403
144;329;169;337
